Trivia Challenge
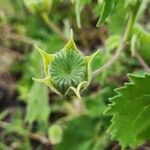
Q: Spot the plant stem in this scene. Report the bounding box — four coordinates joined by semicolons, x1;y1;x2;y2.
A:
30;133;50;145
92;3;141;78
41;13;67;42
135;52;150;73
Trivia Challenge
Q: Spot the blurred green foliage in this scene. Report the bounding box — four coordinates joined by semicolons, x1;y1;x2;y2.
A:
0;0;150;149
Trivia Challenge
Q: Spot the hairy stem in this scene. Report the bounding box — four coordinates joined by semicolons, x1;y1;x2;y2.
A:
135;52;150;73
92;2;141;78
41;13;67;42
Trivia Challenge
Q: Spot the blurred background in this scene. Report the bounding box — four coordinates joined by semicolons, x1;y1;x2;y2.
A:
0;0;150;149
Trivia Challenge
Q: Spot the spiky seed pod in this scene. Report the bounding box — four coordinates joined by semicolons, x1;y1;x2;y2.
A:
23;0;52;15
49;48;86;93
33;30;99;98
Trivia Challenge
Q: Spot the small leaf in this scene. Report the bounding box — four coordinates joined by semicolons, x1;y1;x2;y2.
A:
25;82;50;124
48;124;63;144
107;1;126;34
97;0;119;26
75;0;91;28
105;35;120;51
133;24;150;63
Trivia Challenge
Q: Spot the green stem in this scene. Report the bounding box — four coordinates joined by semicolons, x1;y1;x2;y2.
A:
41;13;67;42
92;2;141;78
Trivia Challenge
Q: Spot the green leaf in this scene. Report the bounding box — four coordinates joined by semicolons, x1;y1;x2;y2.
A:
105;74;150;149
17;47;50;124
133;24;150;64
97;0;119;26
25;82;50;124
56;115;108;150
75;0;91;28
0;142;7;150
105;35;120;51
48;124;63;144
107;1;126;34
85;92;107;118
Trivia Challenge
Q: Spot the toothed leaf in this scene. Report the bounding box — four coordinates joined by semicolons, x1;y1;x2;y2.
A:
105;74;150;149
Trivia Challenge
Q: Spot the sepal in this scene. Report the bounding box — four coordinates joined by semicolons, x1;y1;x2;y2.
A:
35;45;54;75
65;81;89;99
85;50;100;81
64;29;77;50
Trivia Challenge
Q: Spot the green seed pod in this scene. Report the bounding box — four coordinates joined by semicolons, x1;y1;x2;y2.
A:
33;30;99;98
23;0;52;15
